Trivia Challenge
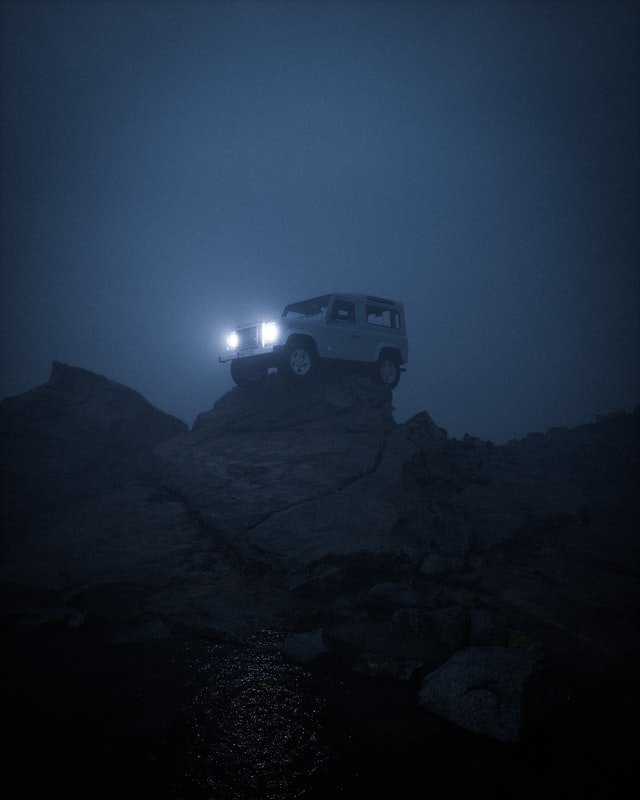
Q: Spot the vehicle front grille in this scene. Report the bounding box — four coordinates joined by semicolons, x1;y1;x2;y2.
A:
236;325;259;350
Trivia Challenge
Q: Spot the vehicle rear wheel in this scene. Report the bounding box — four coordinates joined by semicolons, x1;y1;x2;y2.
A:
280;340;317;380
230;357;268;387
373;354;401;388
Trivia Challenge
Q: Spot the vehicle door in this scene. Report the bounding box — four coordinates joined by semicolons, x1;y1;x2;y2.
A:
322;298;361;360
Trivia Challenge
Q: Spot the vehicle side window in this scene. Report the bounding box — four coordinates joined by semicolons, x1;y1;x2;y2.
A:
366;305;400;329
330;299;355;323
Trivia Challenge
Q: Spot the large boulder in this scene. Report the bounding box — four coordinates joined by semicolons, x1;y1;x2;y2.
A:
153;372;421;562
193;369;395;434
419;645;544;742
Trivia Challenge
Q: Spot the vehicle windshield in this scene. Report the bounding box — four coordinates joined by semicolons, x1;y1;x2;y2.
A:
282;295;331;318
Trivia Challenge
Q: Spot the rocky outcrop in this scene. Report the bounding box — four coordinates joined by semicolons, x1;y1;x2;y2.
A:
1;363;638;760
153;376;549;575
0;361;187;517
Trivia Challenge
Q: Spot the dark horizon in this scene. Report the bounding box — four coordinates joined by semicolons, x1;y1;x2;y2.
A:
1;0;639;443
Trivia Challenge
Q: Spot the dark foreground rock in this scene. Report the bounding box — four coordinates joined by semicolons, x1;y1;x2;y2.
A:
1;362;638;796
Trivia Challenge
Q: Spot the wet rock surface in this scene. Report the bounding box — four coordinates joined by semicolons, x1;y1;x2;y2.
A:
1;362;639;795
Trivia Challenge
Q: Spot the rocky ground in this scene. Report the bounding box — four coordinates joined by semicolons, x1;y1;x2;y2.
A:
1;362;638;796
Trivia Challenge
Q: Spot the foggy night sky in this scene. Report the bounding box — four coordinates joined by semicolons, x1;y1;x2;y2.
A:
1;0;638;443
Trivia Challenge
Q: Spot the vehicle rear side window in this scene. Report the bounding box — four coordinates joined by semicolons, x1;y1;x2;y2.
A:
366;305;400;329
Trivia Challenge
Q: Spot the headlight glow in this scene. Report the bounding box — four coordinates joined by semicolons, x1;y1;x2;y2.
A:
226;331;239;350
261;321;279;346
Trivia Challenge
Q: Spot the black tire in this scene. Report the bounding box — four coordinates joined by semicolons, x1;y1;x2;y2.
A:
230;357;268;387
373;354;401;388
280;339;317;380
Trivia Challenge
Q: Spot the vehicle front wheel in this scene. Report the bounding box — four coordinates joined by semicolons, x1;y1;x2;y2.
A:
280;341;317;380
373;355;401;389
230;357;268;387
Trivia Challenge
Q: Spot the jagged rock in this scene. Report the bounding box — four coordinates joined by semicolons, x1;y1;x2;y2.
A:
503;406;640;517
391;607;432;638
352;652;423;680
390;604;468;651
418;645;544;742
429;604;470;649
153;372;393;538
153;421;385;534
288;551;402;600
410;577;462;609
418;553;451;578
468;608;507;646
155;372;509;577
193;371;395;434
365;582;427;614
325;613;417;660
0;361;187;515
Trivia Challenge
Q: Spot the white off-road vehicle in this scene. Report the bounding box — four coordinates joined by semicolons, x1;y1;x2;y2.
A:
220;293;408;389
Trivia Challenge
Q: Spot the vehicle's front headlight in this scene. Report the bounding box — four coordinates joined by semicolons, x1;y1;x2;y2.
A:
226;331;239;350
261;321;279;346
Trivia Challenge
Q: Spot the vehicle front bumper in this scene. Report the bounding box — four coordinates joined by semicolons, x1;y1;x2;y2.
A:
219;345;277;364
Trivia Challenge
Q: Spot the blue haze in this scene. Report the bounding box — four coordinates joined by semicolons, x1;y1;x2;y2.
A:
1;0;638;442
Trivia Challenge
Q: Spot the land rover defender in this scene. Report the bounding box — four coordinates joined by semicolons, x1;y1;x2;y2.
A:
219;292;408;389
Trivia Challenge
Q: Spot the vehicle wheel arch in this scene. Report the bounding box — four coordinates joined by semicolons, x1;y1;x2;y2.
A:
377;345;402;361
372;347;403;388
279;335;318;380
285;333;318;354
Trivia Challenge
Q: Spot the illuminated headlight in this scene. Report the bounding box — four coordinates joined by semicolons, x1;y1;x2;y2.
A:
226;331;240;350
261;321;279;346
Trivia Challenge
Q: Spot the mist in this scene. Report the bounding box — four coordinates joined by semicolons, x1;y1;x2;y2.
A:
1;0;638;443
